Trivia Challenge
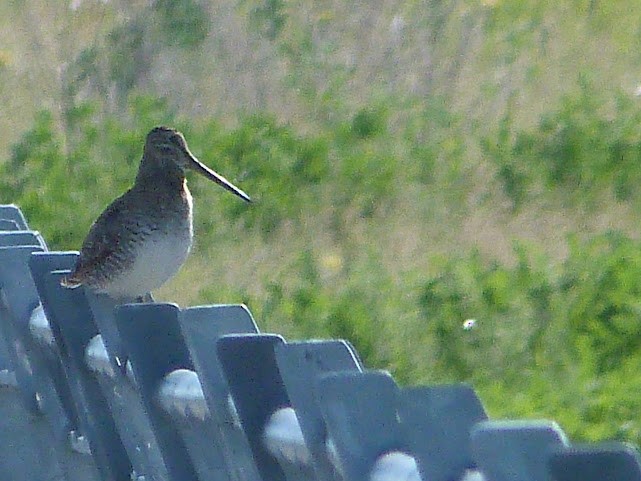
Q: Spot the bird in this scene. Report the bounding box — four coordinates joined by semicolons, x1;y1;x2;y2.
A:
60;126;250;301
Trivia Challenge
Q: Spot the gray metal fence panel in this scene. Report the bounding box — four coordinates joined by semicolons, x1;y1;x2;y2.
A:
275;340;362;481
179;305;263;481
548;442;641;481
0;205;639;481
114;303;202;481
398;384;487;481
471;420;569;481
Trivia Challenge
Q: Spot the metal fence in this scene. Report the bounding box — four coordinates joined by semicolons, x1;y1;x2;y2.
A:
0;203;639;481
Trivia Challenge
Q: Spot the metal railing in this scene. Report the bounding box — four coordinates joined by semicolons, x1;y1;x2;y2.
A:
0;203;639;481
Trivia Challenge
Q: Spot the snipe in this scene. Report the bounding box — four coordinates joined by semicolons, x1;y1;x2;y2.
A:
61;126;250;300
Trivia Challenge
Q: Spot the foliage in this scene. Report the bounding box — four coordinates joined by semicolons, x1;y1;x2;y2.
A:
246;0;287;40
203;114;330;236
153;0;210;48
486;81;641;208
409;234;641;444
414;244;558;383
561;232;641;374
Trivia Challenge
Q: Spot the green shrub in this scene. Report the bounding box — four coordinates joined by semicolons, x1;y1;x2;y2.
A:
561;232;641;373
488;81;641;207
207;114;329;236
350;106;388;140
247;0;287;41
415;245;556;383
153;0;210;48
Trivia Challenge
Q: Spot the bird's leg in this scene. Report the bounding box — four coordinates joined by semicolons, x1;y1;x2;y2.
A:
136;292;155;303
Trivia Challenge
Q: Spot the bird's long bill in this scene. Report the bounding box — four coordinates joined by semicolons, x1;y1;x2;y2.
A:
188;154;251;202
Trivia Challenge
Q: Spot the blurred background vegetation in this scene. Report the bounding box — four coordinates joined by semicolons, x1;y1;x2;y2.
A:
2;0;641;446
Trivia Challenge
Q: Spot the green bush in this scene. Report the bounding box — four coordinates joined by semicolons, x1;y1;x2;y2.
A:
561;232;641;373
415;245;556;383
247;0;287;41
107;20;149;95
153;0;210;48
204;114;330;236
487;81;641;207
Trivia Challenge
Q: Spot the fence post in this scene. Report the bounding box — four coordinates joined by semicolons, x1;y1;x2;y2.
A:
114;303;203;481
0;204;29;230
0;245;85;456
179;305;263;481
0;231;45;247
471;419;569;481
33;262;132;481
0;233;82;481
81;291;173;481
0;231;45;384
275;340;362;481
548;442;641;481
398;384;487;481
217;334;301;481
0;244;47;414
0;219;20;230
316;370;416;481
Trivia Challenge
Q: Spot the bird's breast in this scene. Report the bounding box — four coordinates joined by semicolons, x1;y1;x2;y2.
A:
102;219;193;299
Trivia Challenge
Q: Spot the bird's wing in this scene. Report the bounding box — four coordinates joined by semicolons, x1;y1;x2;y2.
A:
63;192;137;287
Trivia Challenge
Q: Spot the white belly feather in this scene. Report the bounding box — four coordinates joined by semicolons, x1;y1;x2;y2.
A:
102;229;193;298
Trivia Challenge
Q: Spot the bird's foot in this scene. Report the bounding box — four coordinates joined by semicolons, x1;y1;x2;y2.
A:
136;292;155;303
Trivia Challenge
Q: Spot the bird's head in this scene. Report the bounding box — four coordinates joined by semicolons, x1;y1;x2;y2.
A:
141;126;251;202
